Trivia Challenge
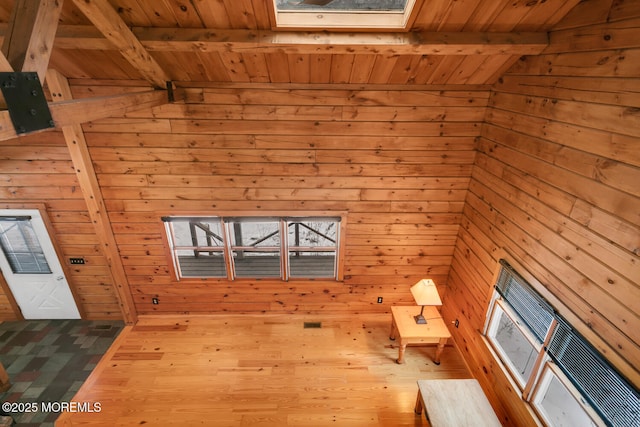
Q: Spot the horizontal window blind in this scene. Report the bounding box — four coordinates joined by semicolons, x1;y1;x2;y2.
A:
547;319;640;427
495;260;554;343
0;218;52;274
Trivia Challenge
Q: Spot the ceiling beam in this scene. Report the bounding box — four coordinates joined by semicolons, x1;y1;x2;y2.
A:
0;50;12;72
0;85;180;141
1;0;62;82
49;88;178;126
69;0;171;89
138;28;549;55
46;68;138;324
2;25;548;56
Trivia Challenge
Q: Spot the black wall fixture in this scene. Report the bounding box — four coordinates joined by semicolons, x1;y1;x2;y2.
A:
0;72;54;134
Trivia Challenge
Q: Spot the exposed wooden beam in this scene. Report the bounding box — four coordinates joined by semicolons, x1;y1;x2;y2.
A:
0;267;22;320
1;0;62;82
0;84;179;141
0;50;12;71
69;0;170;89
0;360;10;392
0;24;548;56
45;68;138;324
167;29;546;56
126;27;550;56
49;89;178;126
0;50;11;109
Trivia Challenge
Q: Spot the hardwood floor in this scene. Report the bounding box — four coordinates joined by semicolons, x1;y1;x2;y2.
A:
56;313;471;426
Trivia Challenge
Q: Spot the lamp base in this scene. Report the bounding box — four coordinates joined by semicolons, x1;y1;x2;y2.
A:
414;314;428;324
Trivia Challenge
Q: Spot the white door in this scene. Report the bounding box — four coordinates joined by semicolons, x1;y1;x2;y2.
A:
0;209;80;319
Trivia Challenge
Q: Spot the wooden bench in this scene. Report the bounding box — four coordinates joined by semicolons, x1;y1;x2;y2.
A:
415;379;502;426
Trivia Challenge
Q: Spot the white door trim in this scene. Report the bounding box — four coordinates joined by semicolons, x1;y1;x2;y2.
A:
0;208;81;319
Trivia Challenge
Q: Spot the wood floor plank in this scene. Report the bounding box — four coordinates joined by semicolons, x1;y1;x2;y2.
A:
56;313;471;426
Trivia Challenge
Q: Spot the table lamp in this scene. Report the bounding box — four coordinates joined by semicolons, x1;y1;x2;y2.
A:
410;279;442;324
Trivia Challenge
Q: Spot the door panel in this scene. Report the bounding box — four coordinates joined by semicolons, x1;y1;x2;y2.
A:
0;209;80;319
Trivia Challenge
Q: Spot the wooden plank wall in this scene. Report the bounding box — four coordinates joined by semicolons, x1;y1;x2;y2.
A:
68;82;488;315
442;1;640;425
0;131;122;320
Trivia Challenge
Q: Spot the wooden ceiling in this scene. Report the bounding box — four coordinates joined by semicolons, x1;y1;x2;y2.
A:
0;0;583;87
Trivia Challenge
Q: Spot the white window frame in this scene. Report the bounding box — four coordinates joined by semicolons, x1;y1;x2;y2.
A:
531;362;605;427
226;217;283;280
271;0;418;30
0;216;52;274
285;217;340;280
486;299;547;391
483;259;637;427
164;218;228;279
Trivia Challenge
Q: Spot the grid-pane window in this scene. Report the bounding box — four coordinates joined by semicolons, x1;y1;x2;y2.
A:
228;219;281;279
163;215;342;281
165;218;226;278
287;219;338;278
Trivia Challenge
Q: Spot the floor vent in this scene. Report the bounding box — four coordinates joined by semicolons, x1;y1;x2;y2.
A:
92;324;113;331
303;322;322;329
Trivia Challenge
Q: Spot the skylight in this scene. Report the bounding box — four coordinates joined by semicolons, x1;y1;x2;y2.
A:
272;0;417;30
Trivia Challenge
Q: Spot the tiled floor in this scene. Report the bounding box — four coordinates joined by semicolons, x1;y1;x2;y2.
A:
0;320;124;426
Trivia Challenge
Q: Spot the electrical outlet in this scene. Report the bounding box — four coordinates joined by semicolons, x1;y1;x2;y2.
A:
69;257;85;265
152;298;159;305
454;319;459;328
377;297;383;303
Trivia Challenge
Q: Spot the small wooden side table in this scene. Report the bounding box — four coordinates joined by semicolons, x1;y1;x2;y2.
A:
414;379;502;426
389;305;451;364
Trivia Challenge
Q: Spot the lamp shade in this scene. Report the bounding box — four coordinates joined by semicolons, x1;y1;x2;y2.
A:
410;279;441;306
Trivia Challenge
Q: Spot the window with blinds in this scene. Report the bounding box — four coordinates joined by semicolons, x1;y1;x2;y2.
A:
485;259;639;427
0;216;52;274
494;260;555;342
547;320;640;427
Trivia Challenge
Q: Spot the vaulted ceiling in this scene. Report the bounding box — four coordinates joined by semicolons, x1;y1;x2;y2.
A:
0;0;583;87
